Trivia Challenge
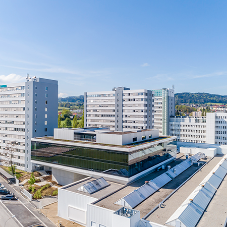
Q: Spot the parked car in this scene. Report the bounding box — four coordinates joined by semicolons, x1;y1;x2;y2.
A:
0;189;10;195
1;194;17;200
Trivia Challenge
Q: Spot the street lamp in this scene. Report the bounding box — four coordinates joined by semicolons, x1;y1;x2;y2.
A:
4;215;15;227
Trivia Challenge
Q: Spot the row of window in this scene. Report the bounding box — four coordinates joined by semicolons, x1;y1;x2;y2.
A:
0;86;25;92
0;100;25;105
0;93;25;98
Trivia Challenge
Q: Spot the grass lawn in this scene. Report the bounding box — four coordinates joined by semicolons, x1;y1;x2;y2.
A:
1;166;25;179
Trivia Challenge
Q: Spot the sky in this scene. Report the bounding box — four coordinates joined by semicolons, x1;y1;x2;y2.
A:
0;1;227;97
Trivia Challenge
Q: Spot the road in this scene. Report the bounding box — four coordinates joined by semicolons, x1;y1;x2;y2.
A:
0;201;21;227
0;176;56;227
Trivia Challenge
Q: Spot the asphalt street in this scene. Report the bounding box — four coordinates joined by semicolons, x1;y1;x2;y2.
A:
0;176;56;227
0;201;21;227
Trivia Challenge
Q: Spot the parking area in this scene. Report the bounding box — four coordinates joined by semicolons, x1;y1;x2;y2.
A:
0;175;56;227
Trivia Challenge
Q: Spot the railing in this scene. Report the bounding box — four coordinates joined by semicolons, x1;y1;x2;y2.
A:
21;188;32;201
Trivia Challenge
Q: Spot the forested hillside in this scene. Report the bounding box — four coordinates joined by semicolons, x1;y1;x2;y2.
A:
175;93;227;105
58;95;84;104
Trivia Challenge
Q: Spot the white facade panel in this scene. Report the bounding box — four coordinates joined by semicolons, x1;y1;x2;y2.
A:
68;205;86;225
87;204;113;227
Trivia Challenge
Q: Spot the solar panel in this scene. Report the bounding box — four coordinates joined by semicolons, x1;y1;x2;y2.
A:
215;166;227;179
221;159;227;169
208;173;223;189
151;173;172;188
77;177;109;194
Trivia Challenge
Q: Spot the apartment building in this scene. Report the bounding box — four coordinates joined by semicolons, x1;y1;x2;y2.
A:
84;87;175;134
84;87;153;131
153;88;175;135
0;77;58;172
170;116;207;143
170;112;227;145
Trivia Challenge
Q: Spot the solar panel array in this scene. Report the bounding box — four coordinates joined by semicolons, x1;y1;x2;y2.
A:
166;155;227;227
77;177;109;194
115;153;204;209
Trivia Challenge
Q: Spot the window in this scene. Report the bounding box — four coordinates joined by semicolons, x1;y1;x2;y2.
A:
45;87;48;91
45;101;48;104
142;136;146;140
45;94;48;98
35;93;37;97
91;222;96;227
45;128;47;131
35;129;36;132
45;107;47;111
45;114;47;118
35;107;37;111
45;121;47;125
35;100;37;104
133;137;137;142
35;86;37;89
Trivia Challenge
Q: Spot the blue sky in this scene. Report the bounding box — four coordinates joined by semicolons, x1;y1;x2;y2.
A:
0;1;227;97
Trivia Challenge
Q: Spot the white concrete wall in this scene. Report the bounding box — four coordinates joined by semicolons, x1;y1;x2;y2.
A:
52;168;86;185
87;204;114;227
180;147;217;157
58;187;97;225
54;128;74;140
96;130;159;145
206;113;216;144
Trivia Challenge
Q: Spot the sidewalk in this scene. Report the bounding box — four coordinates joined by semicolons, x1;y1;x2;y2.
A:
41;202;83;227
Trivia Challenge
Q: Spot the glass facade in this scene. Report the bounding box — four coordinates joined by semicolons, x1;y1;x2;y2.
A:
31;141;176;178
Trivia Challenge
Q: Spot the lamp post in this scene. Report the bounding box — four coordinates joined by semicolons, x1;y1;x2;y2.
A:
4;215;15;227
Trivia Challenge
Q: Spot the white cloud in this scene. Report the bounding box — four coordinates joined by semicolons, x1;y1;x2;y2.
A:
147;74;174;81
192;71;226;79
141;63;149;67
0;74;24;83
58;93;68;98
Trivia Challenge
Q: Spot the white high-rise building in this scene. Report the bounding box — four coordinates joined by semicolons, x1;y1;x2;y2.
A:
152;88;175;135
84;87;153;131
84;87;175;134
170;112;227;145
0;77;58;171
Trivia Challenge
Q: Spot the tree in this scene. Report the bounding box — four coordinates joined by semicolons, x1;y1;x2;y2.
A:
58;114;61;128
61;108;72;120
72;115;78;128
65;118;72;128
78;111;84;128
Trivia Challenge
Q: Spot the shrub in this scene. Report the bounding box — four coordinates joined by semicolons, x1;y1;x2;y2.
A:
31;186;35;193
28;173;36;185
52;190;58;196
33;189;42;199
28;185;32;191
41;184;51;191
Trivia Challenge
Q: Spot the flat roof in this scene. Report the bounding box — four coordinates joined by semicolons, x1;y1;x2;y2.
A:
95;154;190;211
31;136;176;153
145;155;224;225
196;173;227;227
62;178;124;199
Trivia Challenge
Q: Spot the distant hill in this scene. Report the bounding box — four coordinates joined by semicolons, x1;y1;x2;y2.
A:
175;93;227;105
58;95;84;104
59;93;227;106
